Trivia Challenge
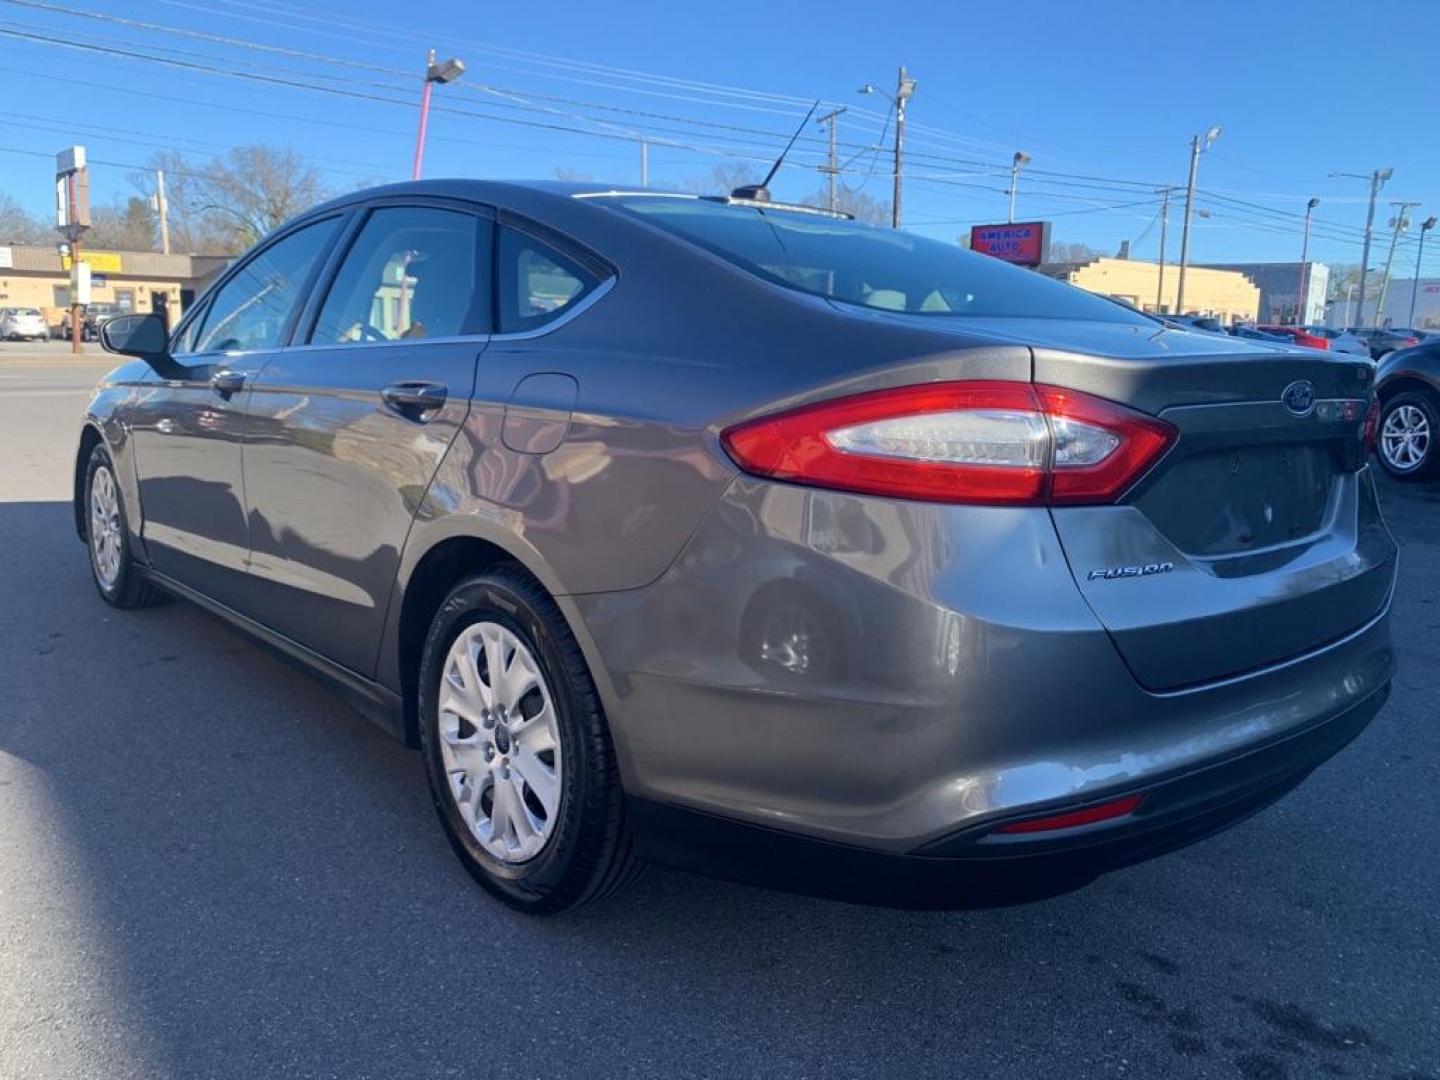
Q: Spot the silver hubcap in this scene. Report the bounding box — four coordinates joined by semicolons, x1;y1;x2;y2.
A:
89;466;123;589
438;622;561;863
1380;404;1431;471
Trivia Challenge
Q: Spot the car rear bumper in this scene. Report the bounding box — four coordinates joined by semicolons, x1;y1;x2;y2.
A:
575;477;1395;856
628;679;1389;908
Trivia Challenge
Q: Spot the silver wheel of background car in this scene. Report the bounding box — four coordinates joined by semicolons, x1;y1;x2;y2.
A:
437;621;562;864
89;465;124;590
1380;404;1431;472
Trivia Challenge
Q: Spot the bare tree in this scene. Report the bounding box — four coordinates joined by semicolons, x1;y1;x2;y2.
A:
1047;241;1104;264
85;197;159;251
132;146;331;253
0;192;51;244
680;162;762;196
552;166;595;183
800;185;891;225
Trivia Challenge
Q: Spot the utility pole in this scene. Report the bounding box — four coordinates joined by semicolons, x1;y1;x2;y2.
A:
815;106;846;211
1295;196;1319;326
1375;202;1418;328
1155;186;1173;312
154;169;170;255
1008;151;1031;224
1175;125;1221;317
891;67;915;229
640;139;649;189
1332;168;1393;327
1410;215;1437;328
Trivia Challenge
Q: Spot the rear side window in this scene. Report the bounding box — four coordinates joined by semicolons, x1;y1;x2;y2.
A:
496;225;601;334
602;196;1151;324
311;206;491;345
193;218;339;352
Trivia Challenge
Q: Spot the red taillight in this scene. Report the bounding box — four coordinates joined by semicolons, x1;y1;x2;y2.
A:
994;794;1144;835
1402;337;1420;349
1363;399;1381;452
720;381;1176;506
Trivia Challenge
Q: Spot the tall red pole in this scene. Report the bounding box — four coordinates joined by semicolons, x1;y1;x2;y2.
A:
411;76;434;181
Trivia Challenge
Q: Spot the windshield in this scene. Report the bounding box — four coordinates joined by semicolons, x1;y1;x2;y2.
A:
598;195;1151;324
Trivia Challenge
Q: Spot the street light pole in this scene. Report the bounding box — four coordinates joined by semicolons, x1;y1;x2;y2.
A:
1332;168;1393;327
1410;215;1437;328
1296;196;1319;327
1175;125;1221;317
1155;186;1173;312
1008;150;1031;224
859;69;916;229
1375;202;1418;328
412;48;465;181
891;67;915;229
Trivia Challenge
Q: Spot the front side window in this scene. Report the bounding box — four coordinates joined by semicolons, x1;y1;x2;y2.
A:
600;195;1153;324
192;217;339;353
311;206;490;345
497;225;601;334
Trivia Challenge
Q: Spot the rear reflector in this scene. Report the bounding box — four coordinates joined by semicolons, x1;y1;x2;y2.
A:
721;381;1176;506
994;794;1144;834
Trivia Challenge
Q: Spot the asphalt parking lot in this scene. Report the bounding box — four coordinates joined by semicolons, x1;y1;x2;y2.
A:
1;342;1436;1080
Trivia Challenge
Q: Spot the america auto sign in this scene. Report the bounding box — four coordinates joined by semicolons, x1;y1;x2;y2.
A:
969;221;1052;267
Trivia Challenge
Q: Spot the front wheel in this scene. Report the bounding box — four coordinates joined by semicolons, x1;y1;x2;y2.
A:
84;445;165;607
417;566;637;913
1376;391;1439;481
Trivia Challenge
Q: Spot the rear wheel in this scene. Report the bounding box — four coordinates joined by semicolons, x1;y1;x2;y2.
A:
417;566;636;913
1376;390;1439;480
84;445;164;607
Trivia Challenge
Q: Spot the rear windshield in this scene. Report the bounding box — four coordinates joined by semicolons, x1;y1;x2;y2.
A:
598;195;1151;324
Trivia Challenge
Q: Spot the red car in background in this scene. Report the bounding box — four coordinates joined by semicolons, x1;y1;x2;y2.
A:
1258;325;1330;350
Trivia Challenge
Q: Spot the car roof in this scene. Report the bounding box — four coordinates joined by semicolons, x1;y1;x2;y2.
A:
298;179;843;224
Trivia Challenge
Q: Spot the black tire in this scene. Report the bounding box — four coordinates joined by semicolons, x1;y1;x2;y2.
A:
417;565;637;913
83;445;165;608
1375;390;1440;481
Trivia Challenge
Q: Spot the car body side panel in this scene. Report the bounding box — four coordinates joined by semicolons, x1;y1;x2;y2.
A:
569;477;1395;853
79;360;154;555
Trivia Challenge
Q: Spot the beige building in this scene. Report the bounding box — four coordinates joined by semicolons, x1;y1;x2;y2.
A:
0;244;230;333
1043;257;1260;323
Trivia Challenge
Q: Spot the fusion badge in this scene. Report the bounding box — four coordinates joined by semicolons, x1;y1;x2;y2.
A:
1087;561;1175;582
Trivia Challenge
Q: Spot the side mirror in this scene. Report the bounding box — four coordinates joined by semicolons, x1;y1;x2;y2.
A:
99;312;170;359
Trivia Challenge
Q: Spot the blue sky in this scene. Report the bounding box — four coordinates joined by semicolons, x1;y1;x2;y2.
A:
2;0;1437;272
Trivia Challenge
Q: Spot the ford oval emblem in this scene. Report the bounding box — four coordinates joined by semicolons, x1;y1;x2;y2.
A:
1282;380;1316;417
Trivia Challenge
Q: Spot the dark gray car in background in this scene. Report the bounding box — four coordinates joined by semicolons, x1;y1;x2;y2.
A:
77;181;1396;912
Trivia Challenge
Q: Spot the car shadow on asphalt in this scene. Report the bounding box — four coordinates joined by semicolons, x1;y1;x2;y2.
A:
1;498;1435;1079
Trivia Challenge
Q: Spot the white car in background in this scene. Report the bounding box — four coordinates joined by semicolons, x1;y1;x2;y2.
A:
1;307;49;341
1304;326;1374;357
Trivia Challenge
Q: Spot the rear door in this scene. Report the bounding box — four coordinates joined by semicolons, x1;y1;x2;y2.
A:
239;199;492;676
1035;325;1395;691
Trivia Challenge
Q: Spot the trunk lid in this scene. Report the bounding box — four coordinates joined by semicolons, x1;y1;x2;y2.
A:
1032;324;1394;691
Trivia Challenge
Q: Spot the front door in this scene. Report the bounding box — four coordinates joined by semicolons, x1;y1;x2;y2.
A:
126;216;343;612
240;202;493;676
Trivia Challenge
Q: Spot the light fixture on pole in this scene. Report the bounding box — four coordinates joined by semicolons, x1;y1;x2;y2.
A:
1007;150;1031;224
859;67;917;229
1330;167;1393;327
412;49;465;181
1175;124;1221;316
1410;215;1437;328
1295;196;1319;327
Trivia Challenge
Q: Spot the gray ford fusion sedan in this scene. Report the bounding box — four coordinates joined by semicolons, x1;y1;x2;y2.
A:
76;180;1396;912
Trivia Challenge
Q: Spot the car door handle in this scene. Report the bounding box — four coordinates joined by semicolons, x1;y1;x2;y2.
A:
381;381;448;418
211;369;246;396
